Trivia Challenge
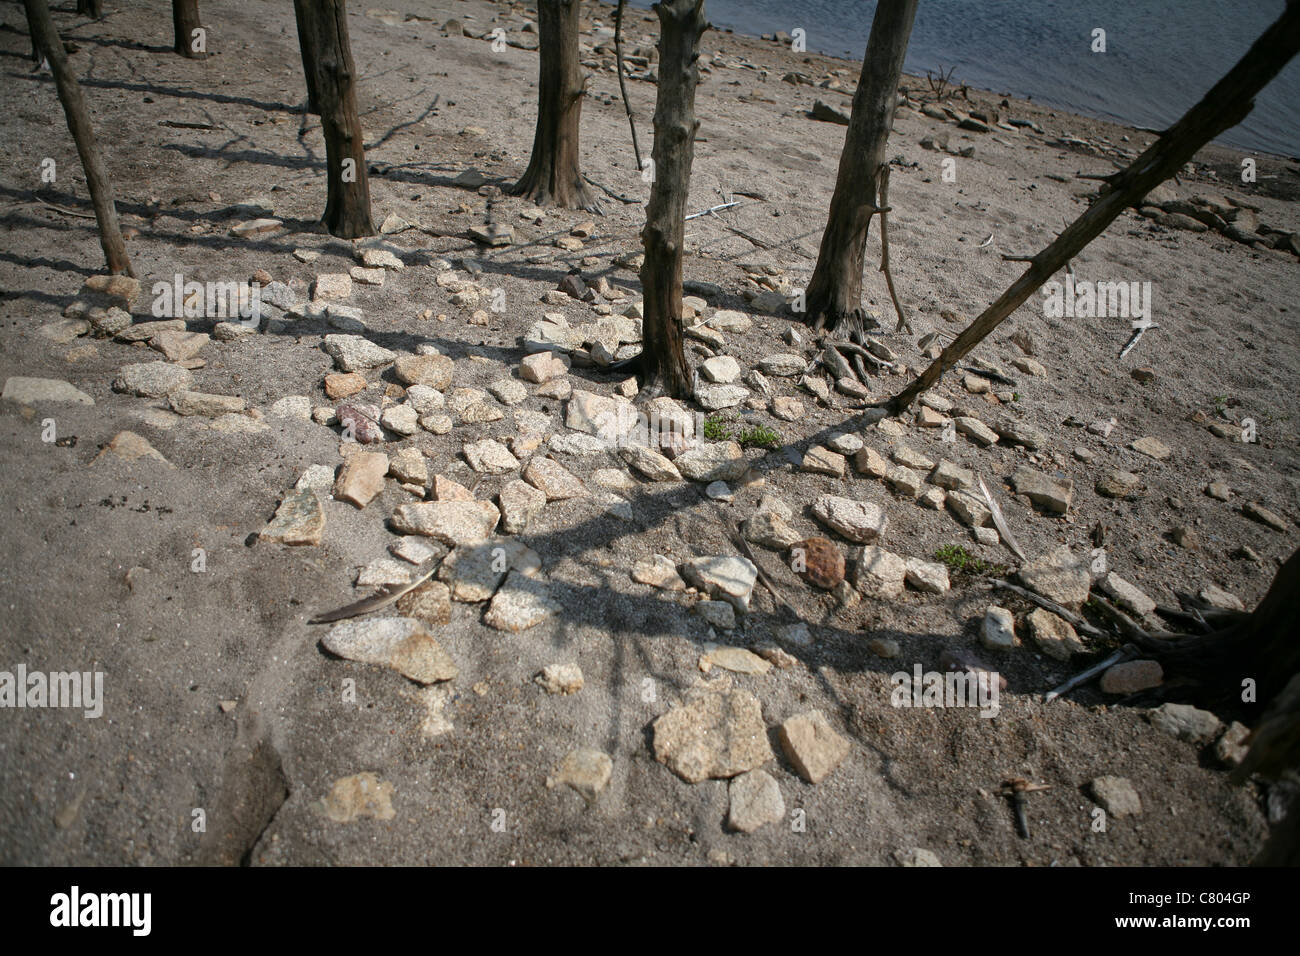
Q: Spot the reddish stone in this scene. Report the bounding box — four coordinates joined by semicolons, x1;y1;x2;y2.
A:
791;537;845;590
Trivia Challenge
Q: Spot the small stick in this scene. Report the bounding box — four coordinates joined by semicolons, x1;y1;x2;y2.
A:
613;0;643;173
730;521;800;619
999;778;1052;838
1090;593;1175;640
989;578;1105;638
1044;645;1136;702
877;164;910;333
686;200;743;220
1118;322;1158;359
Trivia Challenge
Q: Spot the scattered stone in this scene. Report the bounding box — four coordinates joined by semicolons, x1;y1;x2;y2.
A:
812;494;888;543
778;710;849;784
1100;659;1164;694
652;682;774;783
322;617;457;684
1;376;94;405
621;443;682;482
929;460;974;491
854;446;890;479
318;772;395;823
676;441;746;482
1131;436;1171;461
312;273;353;301
92;430;171;466
498;479;547;534
854;545;907;598
791;537;845;590
484;570;560;631
727;770;784;833
826;432;864;455
1011;466;1074;514
334;452;389;508
1088;776;1142;818
758;353;805;376
980;606;1017;651
462;438;520;475
149;329;209;362
536;663;584;695
1205;480;1232;501
954;416;998;446
633;554;686;590
1242;502;1287;532
770;397;804;421
994;418;1047;450
523;456;587;500
112;362;193;398
357;558;412;587
680;555;758;611
390;536;437;565
801;445;847;477
337;402;384;443
390;500;500;545
1026;608;1085;660
886;466;925;498
1213;721;1251;768
697;384;750;411
1096;469;1141;499
393;353;453;389
904;557;950;594
395;581;452;626
551;749;612;801
743;510;801;550
1099;572;1157;620
1148;702;1222;744
487;378;527;406
439;539;541;602
894;848;942;867
1017;546;1091;606
259;489;325;546
323;334;395;372
701;355;742;384
696;600;737;629
269;395;312;420
324;372;367;399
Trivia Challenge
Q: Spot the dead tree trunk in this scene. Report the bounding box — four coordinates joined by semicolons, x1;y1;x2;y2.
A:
172;0;205;59
511;0;599;211
292;0;320;114
802;0;917;339
299;0;374;238
632;0;707;399
76;0;102;18
25;0;132;276
23;0;44;63
889;0;1300;412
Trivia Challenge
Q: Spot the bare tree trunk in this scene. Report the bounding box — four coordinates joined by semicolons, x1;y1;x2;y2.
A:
633;0;707;399
889;0;1300;413
292;0;321;115
76;0;102;18
172;0;205;59
23;0;44;62
802;0;917;339
25;0;132;276
511;0;599;211
298;0;374;238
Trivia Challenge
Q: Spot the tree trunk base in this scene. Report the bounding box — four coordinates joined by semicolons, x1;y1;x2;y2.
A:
508;169;602;214
803;305;883;343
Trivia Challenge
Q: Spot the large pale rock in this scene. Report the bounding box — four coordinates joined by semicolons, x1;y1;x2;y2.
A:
259;488;324;546
652;682;773;783
811;494;888;543
801;446;847;477
498;479;547;533
778;710;849;784
390;500;500;545
1147;702;1221;744
675;442;746;482
552;749;612;800
484;570;561;631
334;452;389;508
621;443;681;481
438;540;541;602
523;456;587;500
112;362;193;398
680;556;758;611
1011;466;1073;514
854;545;907;598
727;770;785;833
322;617;457;684
463;438;520;475
323;334;396;372
1026;608;1086;660
1017;546;1090;606
904;557;950;594
1;376;94;405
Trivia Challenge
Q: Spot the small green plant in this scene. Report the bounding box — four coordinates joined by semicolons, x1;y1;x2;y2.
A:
934;544;1005;577
736;424;781;449
702;413;732;442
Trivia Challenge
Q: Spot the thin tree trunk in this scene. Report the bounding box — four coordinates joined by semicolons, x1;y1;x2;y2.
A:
299;0;374;238
802;0;917;339
24;0;132;276
633;0;707;399
888;0;1300;413
76;0;102;18
292;0;320;114
23;0;43;62
511;0;598;211
172;0;205;59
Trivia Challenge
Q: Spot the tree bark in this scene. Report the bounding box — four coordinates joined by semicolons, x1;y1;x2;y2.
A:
292;0;321;115
23;0;43;62
802;0;917;339
76;0;102;18
888;0;1300;413
172;0;205;59
632;0;707;399
299;0;374;238
511;0;599;211
25;0;132;276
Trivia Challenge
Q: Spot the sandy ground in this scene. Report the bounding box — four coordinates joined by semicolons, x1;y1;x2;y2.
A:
0;0;1296;866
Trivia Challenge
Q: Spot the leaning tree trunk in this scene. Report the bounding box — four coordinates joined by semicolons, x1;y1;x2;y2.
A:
632;0;706;399
802;0;917;339
24;0;132;276
292;0;321;115
888;0;1300;413
511;0;599;211
299;0;374;238
172;0;205;59
76;0;102;18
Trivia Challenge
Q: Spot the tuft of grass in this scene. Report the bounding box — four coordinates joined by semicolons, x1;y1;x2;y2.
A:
702;413;732;442
934;544;1006;577
736;424;781;449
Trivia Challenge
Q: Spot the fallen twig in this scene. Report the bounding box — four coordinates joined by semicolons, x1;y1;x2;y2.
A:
613;0;643;173
1044;644;1136;701
989;578;1105;638
730;521;801;619
686;200;743;221
877;164;910;333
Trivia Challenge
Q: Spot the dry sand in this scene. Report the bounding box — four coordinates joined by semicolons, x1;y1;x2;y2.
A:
0;0;1296;866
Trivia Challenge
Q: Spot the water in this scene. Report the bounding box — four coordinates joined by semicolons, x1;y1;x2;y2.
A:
628;0;1300;158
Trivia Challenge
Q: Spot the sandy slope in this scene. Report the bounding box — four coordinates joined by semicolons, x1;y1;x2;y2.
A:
0;0;1295;866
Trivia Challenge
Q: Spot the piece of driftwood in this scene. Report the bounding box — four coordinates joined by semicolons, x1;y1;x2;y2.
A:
1044;645;1137;702
978;476;1028;562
